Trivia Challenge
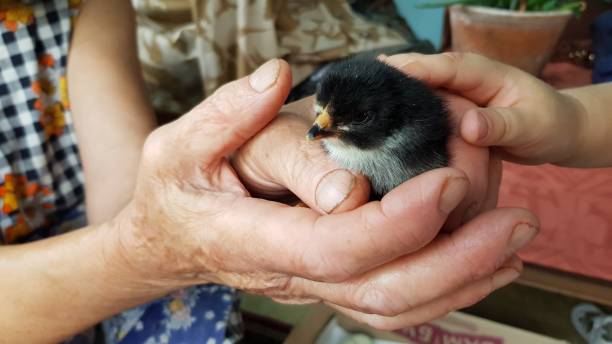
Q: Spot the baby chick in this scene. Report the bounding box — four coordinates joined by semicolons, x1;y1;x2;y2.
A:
307;57;450;198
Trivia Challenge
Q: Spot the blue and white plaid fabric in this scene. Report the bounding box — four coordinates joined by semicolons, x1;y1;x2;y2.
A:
0;0;85;242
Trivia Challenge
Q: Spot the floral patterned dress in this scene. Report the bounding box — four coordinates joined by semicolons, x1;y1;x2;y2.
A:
0;1;241;343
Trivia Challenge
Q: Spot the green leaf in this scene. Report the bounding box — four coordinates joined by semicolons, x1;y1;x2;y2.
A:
541;0;560;11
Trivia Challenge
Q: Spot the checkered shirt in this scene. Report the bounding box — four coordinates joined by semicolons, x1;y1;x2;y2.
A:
0;0;85;244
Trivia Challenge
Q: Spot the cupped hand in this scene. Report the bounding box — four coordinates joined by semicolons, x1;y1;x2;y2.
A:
383;52;584;166
232;82;498;227
231;96;371;214
114;59;538;330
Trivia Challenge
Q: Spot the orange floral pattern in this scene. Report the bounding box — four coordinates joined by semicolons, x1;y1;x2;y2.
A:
40;102;66;137
4;216;30;244
31;53;69;138
59;76;70;109
0;174;51;213
1;0;83;246
69;0;81;8
0;174;29;214
38;53;56;68
0;174;52;243
0;5;34;32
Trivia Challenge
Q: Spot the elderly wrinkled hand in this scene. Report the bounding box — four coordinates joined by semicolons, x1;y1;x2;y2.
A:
111;59;538;330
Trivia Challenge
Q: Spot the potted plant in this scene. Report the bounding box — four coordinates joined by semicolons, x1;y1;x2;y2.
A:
421;0;586;75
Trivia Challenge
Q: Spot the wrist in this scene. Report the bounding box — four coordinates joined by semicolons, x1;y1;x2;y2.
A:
108;200;217;291
553;91;588;167
98;206;180;298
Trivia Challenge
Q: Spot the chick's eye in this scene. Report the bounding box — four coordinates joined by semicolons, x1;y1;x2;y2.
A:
352;111;373;126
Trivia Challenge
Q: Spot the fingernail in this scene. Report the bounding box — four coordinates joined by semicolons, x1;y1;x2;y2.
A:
492;267;520;288
249;59;280;93
509;223;538;252
439;177;469;214
316;170;355;213
475;111;489;141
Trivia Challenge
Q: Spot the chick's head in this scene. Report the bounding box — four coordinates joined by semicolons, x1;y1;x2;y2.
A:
307;58;442;150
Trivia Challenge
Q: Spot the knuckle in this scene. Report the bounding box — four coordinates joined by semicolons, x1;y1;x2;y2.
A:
358;209;383;250
194;99;234;133
319;259;354;283
496;110;514;143
359;207;418;263
390;215;428;254
291;242;319;279
289;155;311;191
446;235;491;283
142;126;171;164
205;92;238;118
299;219;360;282
378;196;430;254
275;275;295;293
294;242;352;283
187;92;254;145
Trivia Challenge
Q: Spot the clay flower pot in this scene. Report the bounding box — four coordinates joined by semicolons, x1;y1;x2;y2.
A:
449;5;572;75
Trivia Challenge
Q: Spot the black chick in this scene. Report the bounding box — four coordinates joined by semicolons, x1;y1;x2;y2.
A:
306;57;451;198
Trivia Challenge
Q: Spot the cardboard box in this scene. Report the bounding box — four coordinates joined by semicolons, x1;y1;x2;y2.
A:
285;305;568;344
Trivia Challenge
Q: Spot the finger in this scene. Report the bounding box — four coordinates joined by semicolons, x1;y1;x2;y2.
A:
481;152;502;213
269;295;321;305
328;255;522;330
445;131;489;230
384;52;514;106
278;97;371;213
312;169;371;214
212;168;469;283
232;111;371;214
293;208;538;316
165;59;292;167
441;92;489;229
461;107;537;149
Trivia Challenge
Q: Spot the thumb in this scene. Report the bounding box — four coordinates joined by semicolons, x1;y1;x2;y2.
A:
168;59;292;167
280;99;371;213
460;107;528;148
287;145;371;214
232;107;371;214
237;136;370;213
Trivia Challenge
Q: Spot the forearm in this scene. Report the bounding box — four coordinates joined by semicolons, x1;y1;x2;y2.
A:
0;220;172;343
68;0;155;224
560;83;612;168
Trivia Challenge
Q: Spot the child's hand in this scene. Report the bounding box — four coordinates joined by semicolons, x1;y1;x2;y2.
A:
384;53;585;166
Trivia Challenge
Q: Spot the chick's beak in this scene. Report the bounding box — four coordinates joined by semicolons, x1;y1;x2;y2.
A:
307;107;333;141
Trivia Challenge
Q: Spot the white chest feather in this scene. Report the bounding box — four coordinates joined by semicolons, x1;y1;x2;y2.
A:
321;134;419;195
